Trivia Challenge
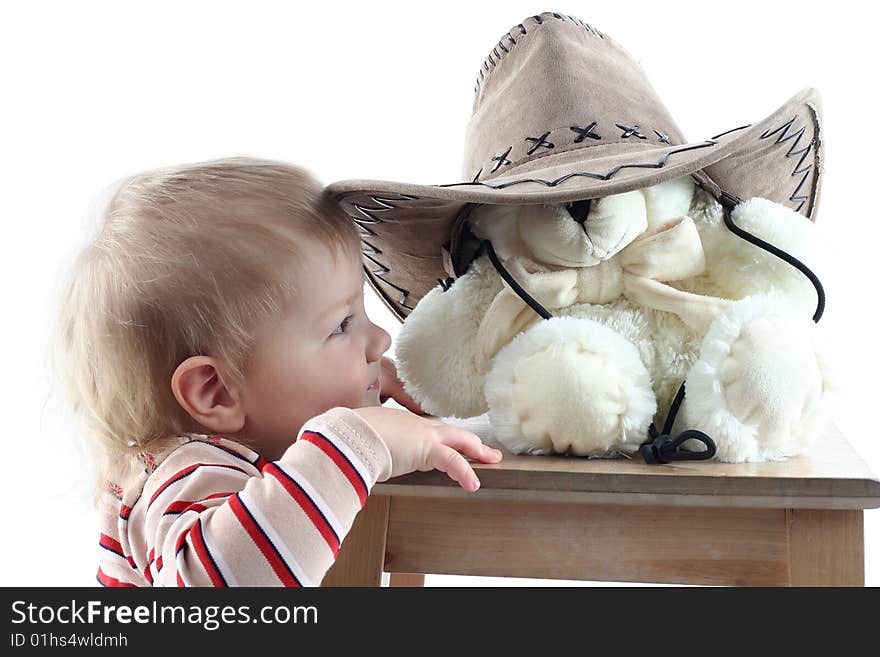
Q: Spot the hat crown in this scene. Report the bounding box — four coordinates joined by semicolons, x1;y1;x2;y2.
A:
463;12;685;182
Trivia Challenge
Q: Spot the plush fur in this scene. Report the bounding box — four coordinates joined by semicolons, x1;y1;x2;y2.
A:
484;316;656;456
683;294;834;462
693;196;818;312
394;175;835;462
641;175;694;232
394;253;502;418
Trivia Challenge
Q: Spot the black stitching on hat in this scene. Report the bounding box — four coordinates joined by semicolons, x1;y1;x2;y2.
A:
352;205;383;222
570;122;601;142
481;118;716;177
348;194;418;237
759;115;815;214
345;193;419;312
475;14;605;91
363;253;413;310
472;168;483;182
788;141;816;213
439;132;752;190
491;146;513;172
525;131;554;154
361;200;391;213
360;239;381;255
438;277;455;291
616;123;647;139
711;124;752;140
350;217;377;238
474;11;605;93
480;119;748;179
378;194;417;204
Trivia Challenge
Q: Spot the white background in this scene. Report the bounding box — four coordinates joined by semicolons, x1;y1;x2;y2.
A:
2;0;877;586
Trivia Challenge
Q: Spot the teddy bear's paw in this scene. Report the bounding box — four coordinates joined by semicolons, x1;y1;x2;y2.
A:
683;295;833;463
484;316;656;456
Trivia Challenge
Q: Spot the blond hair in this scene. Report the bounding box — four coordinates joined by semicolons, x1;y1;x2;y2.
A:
57;157;359;493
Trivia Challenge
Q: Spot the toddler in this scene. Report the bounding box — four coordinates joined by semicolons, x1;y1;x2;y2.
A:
58;157;502;587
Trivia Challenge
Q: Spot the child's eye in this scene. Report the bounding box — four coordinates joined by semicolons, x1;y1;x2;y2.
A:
331;315;354;336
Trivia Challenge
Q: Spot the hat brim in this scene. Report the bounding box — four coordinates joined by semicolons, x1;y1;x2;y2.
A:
328;87;822;322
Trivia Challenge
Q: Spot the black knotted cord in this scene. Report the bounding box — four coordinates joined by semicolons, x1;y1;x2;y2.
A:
479;189;826;464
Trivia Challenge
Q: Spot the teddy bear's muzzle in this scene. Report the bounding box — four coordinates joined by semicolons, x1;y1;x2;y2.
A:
474;216;732;375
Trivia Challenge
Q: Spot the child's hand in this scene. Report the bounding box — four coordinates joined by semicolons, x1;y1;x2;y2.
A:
352;406;503;492
378;356;426;414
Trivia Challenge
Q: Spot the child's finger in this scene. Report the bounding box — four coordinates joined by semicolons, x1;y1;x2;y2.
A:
429;445;481;491
402;394;424;413
439;429;503;463
393;388;424;414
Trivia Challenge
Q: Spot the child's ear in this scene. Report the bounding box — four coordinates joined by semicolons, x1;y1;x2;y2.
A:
171;356;245;434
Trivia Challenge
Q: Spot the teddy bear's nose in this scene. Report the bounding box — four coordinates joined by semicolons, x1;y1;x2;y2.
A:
567;199;592;228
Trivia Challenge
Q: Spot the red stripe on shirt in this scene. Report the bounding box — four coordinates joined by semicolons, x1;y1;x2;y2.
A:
99;533;124;556
299;431;368;506
99;533;136;569
148;463;246;508
228;493;300;587
145;546;156;584
163;491;233;516
164;500;208;515
264;463;339;557
175;527;188;555
96;567;136;588
188;519;226;587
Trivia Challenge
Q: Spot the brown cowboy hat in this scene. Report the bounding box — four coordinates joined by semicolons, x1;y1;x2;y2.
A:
327;11;822;323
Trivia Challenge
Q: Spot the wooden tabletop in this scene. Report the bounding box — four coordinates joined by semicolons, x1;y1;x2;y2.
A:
375;407;880;510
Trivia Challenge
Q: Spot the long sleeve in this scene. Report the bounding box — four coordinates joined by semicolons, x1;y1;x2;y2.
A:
96;407;392;587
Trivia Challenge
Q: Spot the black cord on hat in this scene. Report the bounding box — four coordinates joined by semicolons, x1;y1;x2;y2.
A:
484;239;551;319
719;191;825;322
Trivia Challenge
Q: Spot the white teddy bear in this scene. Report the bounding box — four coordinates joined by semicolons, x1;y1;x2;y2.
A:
394;176;835;463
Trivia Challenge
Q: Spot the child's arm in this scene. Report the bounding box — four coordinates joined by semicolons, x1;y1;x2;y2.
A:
120;407;392;587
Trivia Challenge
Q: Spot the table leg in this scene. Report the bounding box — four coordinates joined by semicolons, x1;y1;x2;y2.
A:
786;509;864;586
322;495;390;587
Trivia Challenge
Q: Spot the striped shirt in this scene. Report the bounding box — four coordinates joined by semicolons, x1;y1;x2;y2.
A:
96;406;392;587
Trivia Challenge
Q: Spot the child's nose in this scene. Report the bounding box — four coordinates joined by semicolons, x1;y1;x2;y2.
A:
367;323;392;361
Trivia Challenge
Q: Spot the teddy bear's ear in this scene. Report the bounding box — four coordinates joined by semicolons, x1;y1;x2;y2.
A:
700;87;823;222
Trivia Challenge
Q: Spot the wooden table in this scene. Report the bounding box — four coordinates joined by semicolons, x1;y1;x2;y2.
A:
323;414;880;587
